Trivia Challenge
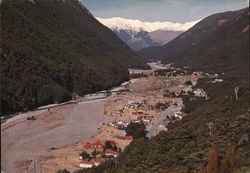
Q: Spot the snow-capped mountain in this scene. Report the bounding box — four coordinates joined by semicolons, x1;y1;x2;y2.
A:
96;17;199;33
96;17;200;51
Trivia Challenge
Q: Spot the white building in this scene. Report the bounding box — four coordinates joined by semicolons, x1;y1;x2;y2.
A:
173;112;183;120
79;161;94;168
104;150;119;157
211;79;223;83
193;88;207;97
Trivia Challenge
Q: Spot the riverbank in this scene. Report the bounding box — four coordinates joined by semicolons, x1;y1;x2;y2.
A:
0;77;141;173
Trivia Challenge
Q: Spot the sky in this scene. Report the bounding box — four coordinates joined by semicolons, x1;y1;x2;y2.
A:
81;0;248;23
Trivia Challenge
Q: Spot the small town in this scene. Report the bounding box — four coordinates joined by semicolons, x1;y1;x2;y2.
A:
34;62;213;172
1;60;224;173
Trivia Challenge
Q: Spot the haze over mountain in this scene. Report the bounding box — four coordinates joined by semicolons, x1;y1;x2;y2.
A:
97;17;199;51
139;7;249;78
0;0;148;116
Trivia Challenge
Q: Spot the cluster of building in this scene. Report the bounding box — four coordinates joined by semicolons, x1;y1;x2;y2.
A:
127;99;170;112
136;114;155;125
109;120;131;130
79;99;170;169
108;113;156;130
108;99;171;130
127;99;149;110
112;99;150;116
109;112;159;130
79;140;121;168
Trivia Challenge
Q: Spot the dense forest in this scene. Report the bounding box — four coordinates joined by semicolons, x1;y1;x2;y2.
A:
0;0;148;116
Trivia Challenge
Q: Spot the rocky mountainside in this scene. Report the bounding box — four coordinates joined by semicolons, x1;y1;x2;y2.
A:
139;8;249;78
147;30;183;46
97;17;199;51
0;0;148;116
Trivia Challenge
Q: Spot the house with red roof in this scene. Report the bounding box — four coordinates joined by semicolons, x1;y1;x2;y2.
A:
117;135;133;140
104;150;119;157
92;141;104;148
84;141;104;149
84;142;93;148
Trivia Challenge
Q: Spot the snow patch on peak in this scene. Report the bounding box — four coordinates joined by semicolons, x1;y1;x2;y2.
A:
96;17;200;32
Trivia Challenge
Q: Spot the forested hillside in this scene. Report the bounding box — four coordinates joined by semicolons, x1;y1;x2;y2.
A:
0;0;148;116
139;8;249;78
168;8;249;78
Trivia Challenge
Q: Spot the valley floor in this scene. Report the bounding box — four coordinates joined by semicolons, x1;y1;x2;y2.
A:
1;97;114;173
1;62;205;173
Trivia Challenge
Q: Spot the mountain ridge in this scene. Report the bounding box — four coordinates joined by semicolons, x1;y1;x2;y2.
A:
0;0;148;116
96;17;200;33
96;17;200;51
139;7;249;78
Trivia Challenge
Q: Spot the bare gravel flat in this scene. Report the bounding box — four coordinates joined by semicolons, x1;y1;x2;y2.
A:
1;97;114;173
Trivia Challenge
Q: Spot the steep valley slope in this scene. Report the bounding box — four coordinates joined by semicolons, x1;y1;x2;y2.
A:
139;8;249;78
0;0;148;116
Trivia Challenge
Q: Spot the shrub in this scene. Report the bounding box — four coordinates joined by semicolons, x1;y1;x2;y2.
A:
104;141;113;150
125;122;147;139
185;80;193;86
56;169;70;173
27;116;36;121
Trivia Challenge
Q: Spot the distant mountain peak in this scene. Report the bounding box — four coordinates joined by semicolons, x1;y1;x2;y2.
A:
96;17;200;33
96;17;200;51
